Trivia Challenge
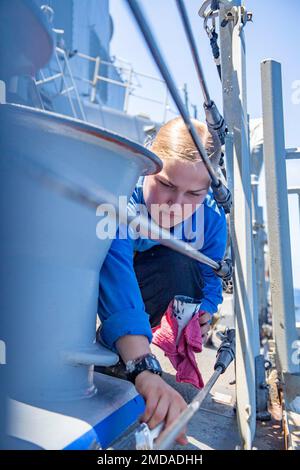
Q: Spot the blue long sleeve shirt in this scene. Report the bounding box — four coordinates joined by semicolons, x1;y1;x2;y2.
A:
98;178;227;352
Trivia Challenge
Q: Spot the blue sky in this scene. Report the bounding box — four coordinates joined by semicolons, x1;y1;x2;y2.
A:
110;0;300;288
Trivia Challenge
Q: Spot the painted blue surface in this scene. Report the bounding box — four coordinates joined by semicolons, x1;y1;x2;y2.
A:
0;0;53;82
64;394;145;449
33;0;125;112
0;102;161;404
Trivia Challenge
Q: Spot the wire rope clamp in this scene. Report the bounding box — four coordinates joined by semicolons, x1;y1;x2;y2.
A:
214;258;233;280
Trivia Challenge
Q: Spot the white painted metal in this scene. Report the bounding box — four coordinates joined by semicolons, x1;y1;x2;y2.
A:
58;50;179;122
251;175;268;326
1;103;162;406
219;0;259;449
261;59;299;374
0;80;6;104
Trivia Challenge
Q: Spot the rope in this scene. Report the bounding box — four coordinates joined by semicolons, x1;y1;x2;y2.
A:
126;0;232;214
126;0;219;186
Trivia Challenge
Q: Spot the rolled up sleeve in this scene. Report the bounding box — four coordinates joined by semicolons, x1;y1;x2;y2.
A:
98;228;153;353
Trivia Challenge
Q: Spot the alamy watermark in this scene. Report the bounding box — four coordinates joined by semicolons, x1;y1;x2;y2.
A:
95;196;205;250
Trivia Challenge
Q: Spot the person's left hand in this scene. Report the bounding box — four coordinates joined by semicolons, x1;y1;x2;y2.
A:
198;311;211;345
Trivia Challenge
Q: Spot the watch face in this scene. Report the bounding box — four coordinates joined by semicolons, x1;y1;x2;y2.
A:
146;356;154;368
126;354;162;379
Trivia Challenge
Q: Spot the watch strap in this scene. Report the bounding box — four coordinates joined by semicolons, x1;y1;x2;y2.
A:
126;353;162;384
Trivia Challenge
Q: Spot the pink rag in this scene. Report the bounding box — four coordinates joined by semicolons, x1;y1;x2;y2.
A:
152;303;204;389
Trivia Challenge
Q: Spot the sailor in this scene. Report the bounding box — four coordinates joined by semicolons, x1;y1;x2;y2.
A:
97;116;227;445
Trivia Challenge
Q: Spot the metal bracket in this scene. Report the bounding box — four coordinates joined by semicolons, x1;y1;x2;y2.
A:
215;257;233;280
255;355;272;421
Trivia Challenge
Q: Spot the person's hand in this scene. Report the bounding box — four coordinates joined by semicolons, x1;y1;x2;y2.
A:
199;311;211;345
135;370;188;446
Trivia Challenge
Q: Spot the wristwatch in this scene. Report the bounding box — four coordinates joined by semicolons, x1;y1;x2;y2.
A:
125;353;162;384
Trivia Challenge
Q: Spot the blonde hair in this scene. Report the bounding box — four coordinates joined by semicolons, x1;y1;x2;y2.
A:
148;117;221;166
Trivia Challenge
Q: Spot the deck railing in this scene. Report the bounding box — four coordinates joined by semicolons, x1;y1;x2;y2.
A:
261;59;299;376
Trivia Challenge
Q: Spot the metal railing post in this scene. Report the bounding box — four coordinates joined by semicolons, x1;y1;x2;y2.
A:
261;59;298;374
59;48;87;121
251;175;268;326
53;47;78;118
219;0;259;448
123;66;133;113
0;80;5;104
162;84;169;123
91;56;101;103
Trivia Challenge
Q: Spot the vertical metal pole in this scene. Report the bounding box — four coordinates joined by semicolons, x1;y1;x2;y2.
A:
191;103;198;119
182;82;189;115
123;66;133;113
91;56;101;103
251;175;268;326
251;176;271;421
219;0;259;448
162;84;169;123
0;80;6;104
257;207;268;323
261;59;298;374
54;48;78;118
63;50;87;121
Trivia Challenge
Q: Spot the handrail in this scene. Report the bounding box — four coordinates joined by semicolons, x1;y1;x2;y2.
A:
34;45;87;121
261;59;299;374
74;51;182;119
38;4;196;123
37;47;183;122
218;0;259;449
34;0;298;451
286;148;300;160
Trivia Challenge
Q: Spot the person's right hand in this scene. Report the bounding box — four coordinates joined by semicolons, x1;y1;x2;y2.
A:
134;370;188;446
